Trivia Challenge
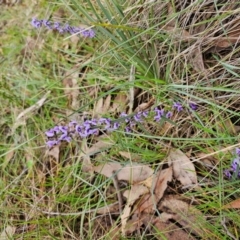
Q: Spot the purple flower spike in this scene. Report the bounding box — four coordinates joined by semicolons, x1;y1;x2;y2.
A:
189;102;198;111
173;102;183;112
31;18;95;38
154;108;165;122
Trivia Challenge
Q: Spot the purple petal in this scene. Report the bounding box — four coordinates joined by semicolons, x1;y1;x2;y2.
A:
45;129;55;137
42;19;52;29
224;169;232;179
142;111;149;118
46;140;58;148
59;126;68;134
189;102;198;111
166;111;173;118
236;148;240;156
31;18;42;28
173;102;183;112
59;134;72;142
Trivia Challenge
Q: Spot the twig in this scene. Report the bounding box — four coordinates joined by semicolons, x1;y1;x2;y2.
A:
221;217;237;240
32;202;119;216
112;170;123;213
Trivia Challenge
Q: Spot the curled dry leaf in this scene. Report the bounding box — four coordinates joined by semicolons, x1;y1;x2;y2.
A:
121;184;149;236
135;167;173;214
94;162;154;184
152;216;196;240
46;145;60;161
109;92;128;113
134;98;155;113
85;137;115;156
215;27;240;48
223;198;240;209
168;149;198;187
93;95;111;117
158;195;206;237
153;167;173;201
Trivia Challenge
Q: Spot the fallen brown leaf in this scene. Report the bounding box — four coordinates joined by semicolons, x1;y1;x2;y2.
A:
152;216;196;240
121;184;149;235
158;195;206;237
215;27;240;48
46;145;60;162
168;149;198;187
94;162;154;184
109;92;128;113
154;167;173;201
134;98;155;112
189;46;207;76
85;137;115;156
223;198;240;209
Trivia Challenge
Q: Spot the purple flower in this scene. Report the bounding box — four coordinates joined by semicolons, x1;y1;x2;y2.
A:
224;169;232;179
189;102;198;111
142;111;149;118
173;102;183;112
98;118;111;130
53;22;61;30
154;108;164;122
108;122;120;131
80;29;95;38
166;111;173;119
59;134;71;142
236;148;240;156
42;20;52;29
120;112;130;123
231;158;240;171
125;126;131;133
31;18;43;28
45;129;55;137
133;112;143;122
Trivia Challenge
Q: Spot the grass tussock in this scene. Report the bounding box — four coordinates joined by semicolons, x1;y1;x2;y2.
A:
1;0;240;239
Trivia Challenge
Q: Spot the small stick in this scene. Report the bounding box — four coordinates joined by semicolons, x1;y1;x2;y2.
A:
112;171;123;213
32;202;119;216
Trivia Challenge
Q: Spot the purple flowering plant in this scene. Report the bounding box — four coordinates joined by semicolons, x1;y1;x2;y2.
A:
224;148;240;180
45;101;197;148
31;18;95;38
